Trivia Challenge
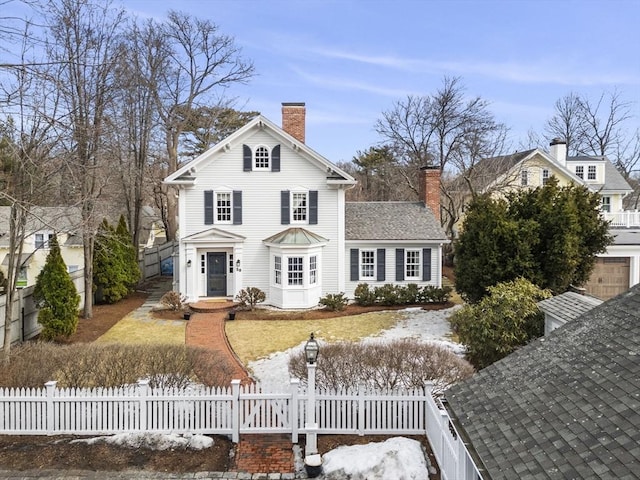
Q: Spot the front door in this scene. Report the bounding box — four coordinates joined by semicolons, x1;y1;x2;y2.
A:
207;252;227;297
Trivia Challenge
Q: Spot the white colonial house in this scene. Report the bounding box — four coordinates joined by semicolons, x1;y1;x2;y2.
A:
164;103;448;309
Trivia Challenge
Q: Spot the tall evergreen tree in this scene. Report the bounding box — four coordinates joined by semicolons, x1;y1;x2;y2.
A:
455;178;611;303
116;215;141;289
93;219;129;304
33;235;80;340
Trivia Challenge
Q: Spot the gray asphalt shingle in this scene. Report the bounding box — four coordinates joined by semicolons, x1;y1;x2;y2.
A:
445;286;640;480
345;202;447;241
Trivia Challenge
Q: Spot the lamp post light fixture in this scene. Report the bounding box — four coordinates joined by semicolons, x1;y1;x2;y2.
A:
235;258;241;272
305;332;319;364
304;333;320;459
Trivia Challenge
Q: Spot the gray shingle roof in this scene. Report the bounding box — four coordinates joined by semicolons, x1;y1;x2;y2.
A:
0;206;83;247
345;202;447;241
448;149;536;193
610;229;640;245
445;285;640;480
538;291;603;326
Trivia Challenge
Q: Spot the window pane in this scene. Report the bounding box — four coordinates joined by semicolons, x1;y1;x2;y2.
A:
360;250;375;279
216;192;231;222
292;193;307;222
275;256;282;285
405;250;421;279
310;255;317;284
255;146;270;169
288;257;303;285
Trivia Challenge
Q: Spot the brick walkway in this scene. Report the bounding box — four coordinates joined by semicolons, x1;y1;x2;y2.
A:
184;304;296;475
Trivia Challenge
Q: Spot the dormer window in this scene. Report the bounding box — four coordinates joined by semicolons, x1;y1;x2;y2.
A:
588;165;596;180
254;146;270;170
575;166;584;179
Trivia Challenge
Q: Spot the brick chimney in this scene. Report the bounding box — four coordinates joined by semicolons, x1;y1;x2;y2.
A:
281;102;306;143
420;166;441;222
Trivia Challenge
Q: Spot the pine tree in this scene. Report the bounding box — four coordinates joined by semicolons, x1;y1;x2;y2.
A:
116;215;141;289
33;235;80;340
93;219;129;304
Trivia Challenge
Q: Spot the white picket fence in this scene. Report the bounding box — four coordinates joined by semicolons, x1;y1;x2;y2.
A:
0;379;430;443
425;394;484;480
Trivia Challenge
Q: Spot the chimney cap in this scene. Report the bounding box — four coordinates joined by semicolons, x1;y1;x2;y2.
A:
550;138;567;146
420;165;440;171
282;102;306;107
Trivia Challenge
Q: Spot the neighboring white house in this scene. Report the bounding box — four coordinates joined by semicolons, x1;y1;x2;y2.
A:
0;206;84;287
164;103;448;309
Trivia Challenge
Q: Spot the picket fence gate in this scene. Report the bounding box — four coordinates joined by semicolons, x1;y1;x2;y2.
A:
0;379;431;443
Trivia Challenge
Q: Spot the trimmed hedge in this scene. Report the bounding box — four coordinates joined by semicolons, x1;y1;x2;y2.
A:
354;283;452;306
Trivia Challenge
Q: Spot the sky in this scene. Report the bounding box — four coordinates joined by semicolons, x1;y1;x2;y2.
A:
119;0;640;163
4;0;640;163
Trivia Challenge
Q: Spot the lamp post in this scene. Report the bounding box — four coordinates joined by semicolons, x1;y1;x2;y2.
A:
304;333;319;456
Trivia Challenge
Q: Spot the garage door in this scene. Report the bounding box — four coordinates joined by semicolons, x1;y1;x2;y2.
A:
584;257;630;300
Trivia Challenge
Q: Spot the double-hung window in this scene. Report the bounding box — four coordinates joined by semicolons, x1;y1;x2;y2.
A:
542;169;549;185
310;256;317;285
292;192;308;222
360;250;376;279
575;166;584;179
35;232;54;249
216;192;232;223
405;250;421;280
601;196;611;213
205;190;242;225
588;165;597;180
288;257;303;285
274;256;282;285
520;169;528;186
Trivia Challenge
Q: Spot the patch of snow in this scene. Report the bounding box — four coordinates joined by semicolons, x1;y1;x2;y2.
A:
250;306;464;389
71;432;213;450
320;437;430;480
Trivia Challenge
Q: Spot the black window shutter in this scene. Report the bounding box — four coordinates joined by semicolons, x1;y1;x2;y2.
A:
395;248;405;281
204;190;214;225
422;248;432;281
233;190;242;225
272;145;281;172
309;190;318;224
243;144;252;171
281;190;290;224
377;249;385;281
350;249;359;281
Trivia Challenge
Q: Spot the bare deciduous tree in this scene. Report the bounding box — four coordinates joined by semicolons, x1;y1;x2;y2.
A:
375;76;507;239
152;11;255;241
44;0;125;319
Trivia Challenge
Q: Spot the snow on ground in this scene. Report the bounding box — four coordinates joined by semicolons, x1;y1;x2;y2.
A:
71;432;214;450
318;437;435;480
249;305;463;390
